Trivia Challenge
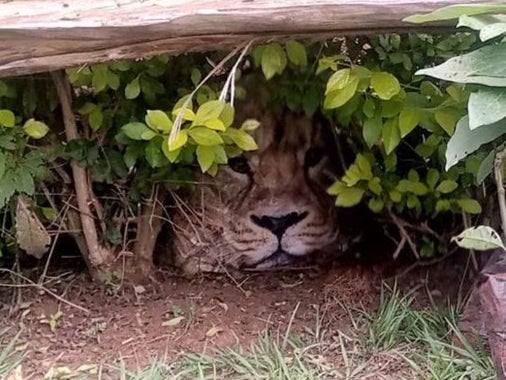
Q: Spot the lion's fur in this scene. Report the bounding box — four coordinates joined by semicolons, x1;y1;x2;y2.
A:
170;103;341;276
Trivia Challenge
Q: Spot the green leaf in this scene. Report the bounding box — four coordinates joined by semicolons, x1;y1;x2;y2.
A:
368;197;384;213
204;118;226;131
173;108;196;122
435;179;458;194
145;138;166;168
416;44;506;87
123;143;143;168
389;190;402;203
408;169;419;182
468;87;506;130
382;118;400;155
335;187;365;207
403;4;506;23
324;76;359;109
476;149;495;184
213;145;228;164
17;168;35;195
140;129;158;141
368;177;382;195
125;76;141;99
41;207;58;222
107;71;120;90
362;114;382;148
457;14;506;41
456;199;482;214
446;84;467;103
381;100;403;118
396;179;428;195
362;99;376;119
168;130;188;151
240;119;261;131
426;169;440;190
0;173;15;208
445;116;506;170
191;68;202;86
480;21;506;41
162;138;181;162
188;127;223;146
226;129;258;151
327;180;346;196
458;13;503;28
0;109;15;127
121;122;151;140
196;145;215;172
196;100;225;124
261;44;287;80
435;199;451;213
434;109;457;135
146;110;172;132
88;107;103;131
23;119;49;139
219;103;235;128
78;102;96;115
398;108;420;137
286;40;307;66
451;226;505;251
370;72;400;100
91;64;108;94
325;69;351;94
0;152;5;179
356;154;373;180
342;165;361;186
207;162;219;177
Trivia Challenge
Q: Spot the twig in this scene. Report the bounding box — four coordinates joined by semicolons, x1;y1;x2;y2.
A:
170;41;254;144
388;211;420;259
392;235;407;260
283;302;300;351
38;201;71;285
0;268;90;313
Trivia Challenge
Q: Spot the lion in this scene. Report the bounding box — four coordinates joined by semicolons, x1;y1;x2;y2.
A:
170;104;343;276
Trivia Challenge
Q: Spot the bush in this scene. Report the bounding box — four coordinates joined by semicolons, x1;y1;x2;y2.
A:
0;16;499;279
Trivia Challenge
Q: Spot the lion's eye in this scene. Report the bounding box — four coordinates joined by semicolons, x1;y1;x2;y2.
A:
229;156;251;174
304;147;324;167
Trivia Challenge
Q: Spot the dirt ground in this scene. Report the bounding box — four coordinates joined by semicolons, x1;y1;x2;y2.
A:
0;254;474;379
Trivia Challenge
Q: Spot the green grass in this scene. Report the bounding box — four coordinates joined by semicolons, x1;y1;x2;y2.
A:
366;285;496;380
0;328;24;377
1;285;497;380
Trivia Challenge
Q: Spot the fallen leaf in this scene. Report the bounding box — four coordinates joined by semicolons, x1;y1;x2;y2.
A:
205;326;223;338
162;316;185;327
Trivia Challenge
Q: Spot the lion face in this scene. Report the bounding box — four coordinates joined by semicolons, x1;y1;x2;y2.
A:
172;111;340;275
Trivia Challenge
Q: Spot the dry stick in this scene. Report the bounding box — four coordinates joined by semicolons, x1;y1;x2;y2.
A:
38;201;71;285
51;71;111;273
0;268;90;313
494;147;506;240
388;211;420;259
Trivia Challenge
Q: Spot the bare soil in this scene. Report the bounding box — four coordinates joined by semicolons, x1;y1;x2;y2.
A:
0;255;473;379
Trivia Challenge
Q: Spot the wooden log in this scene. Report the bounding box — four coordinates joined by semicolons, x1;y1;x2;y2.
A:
0;0;503;78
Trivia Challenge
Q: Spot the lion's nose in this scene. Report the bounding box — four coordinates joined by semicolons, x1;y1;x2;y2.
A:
250;211;308;238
